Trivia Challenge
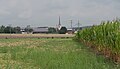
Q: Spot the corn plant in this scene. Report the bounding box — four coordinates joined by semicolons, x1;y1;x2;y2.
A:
75;19;120;61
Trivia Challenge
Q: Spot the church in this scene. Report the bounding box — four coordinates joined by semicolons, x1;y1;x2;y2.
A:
56;16;62;30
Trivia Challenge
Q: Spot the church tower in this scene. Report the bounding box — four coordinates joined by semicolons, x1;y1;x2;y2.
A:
58;16;61;30
58;16;61;26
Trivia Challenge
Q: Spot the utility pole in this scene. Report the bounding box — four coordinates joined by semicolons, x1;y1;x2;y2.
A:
9;24;12;35
27;25;30;34
78;20;80;30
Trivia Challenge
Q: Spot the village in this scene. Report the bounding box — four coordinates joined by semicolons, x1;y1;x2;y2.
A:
0;17;90;34
0;0;120;68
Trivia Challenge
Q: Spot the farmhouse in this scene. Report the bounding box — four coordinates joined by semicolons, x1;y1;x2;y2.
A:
66;28;74;34
32;27;49;34
21;28;28;34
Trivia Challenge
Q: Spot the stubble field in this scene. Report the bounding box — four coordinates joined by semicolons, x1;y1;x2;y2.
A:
0;34;74;38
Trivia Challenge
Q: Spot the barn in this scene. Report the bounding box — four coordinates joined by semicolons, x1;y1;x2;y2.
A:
33;27;49;34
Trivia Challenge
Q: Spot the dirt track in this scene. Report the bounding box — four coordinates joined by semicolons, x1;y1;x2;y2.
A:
0;34;74;38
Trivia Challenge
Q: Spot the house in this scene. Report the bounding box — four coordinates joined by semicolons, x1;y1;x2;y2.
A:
66;26;92;34
21;28;27;34
32;27;49;34
66;28;74;34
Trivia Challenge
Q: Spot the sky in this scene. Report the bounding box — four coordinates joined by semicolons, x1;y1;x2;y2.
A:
0;0;120;27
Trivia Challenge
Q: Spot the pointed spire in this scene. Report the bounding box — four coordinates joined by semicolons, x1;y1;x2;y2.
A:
59;16;61;26
58;16;61;30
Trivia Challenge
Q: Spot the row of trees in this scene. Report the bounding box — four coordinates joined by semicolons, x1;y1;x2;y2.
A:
0;25;67;34
0;25;21;33
0;25;33;34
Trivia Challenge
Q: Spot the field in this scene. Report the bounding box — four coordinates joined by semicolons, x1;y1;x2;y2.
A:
0;34;74;38
75;19;120;63
0;38;120;69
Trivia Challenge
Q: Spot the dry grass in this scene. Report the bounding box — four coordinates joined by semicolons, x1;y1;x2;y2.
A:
0;34;74;38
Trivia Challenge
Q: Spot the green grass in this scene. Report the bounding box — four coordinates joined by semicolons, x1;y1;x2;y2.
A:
0;38;120;69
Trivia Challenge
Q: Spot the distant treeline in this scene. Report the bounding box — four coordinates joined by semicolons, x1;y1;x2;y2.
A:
0;25;67;34
0;25;32;34
0;25;21;33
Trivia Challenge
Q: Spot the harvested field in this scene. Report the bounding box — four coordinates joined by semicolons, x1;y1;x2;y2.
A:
0;34;74;38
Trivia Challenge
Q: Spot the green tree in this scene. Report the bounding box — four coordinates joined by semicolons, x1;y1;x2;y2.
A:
59;27;67;34
4;26;15;33
4;26;10;33
14;26;21;34
0;25;5;33
48;27;57;33
25;25;33;34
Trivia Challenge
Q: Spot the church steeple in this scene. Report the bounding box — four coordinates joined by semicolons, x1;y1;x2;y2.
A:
58;16;61;26
58;16;61;30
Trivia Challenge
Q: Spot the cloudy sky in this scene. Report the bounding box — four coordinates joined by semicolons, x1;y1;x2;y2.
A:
0;0;120;27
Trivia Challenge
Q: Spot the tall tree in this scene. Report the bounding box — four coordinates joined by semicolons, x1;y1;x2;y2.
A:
0;25;5;33
25;25;33;34
14;26;21;34
4;26;11;33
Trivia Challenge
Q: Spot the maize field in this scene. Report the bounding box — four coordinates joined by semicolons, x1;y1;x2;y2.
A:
75;19;120;63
